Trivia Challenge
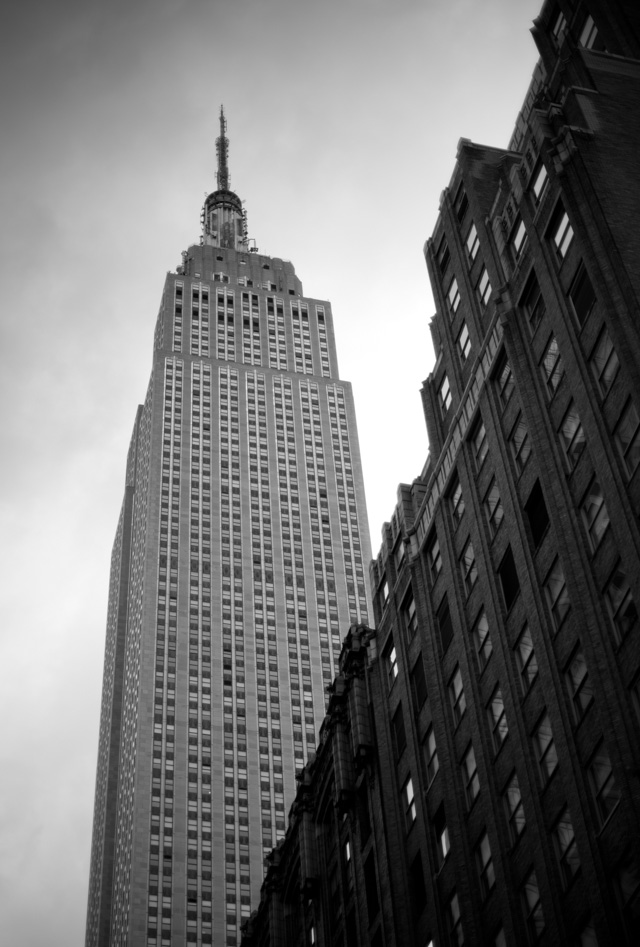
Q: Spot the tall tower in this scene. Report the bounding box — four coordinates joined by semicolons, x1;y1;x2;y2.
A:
85;109;372;947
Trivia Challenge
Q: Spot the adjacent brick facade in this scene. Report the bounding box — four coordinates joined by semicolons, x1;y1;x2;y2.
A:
242;3;640;946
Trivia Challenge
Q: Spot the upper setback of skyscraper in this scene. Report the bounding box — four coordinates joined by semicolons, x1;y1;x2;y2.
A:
85;110;372;947
242;3;640;946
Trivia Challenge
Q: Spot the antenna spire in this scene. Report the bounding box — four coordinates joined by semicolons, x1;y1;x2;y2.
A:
216;106;230;191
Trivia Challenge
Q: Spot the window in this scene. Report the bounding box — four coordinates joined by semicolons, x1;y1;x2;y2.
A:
392;704;407;758
510;414;531;473
473;610;492;670
495;351;514;408
427;532;443;584
515;625;538;692
614;399;640;477
579;14;605;50
448;277;461;314
460;538;478;595
476;832;495;899
387;644;399;688
569;263;596;326
551;9;567;45
613;851;640;940
487;688;508;753
455;185;469;222
503;772;525;843
554;808;580;888
439;374;453;416
559;402;586;470
478;267;492;307
425;727;439;784
449;667;466;725
437;595;454;653
512;217;527;259
581;479;610;551
588;743;620;826
531;162;548;204
437;235;451;272
457;323;472;363
590;328;618;396
447;892;464;946
381;579;390;608
472;418;489;469
434;804;450;866
550;205;574;259
405;591;418;639
604;561;638;645
534;713;558;785
462;744;480;807
411;655;428;710
522;870;545;942
544;557;570;631
524;480;549;548
403;776;417;828
565;646;594;723
541;335;564;395
498;545;520;611
466;223;479;260
578;921;598;947
484;479;504;538
521;271;545;334
450;473;465;524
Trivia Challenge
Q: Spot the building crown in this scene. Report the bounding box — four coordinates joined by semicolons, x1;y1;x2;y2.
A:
201;107;248;251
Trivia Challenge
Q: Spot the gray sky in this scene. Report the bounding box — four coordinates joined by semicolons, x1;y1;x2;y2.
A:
0;0;540;942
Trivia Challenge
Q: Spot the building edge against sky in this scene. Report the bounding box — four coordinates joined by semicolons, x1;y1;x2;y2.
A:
85;111;372;947
242;2;640;946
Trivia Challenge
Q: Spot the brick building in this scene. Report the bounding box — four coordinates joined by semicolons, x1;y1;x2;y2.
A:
242;2;640;945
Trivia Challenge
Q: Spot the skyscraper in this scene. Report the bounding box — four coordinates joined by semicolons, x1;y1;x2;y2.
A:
85;110;372;947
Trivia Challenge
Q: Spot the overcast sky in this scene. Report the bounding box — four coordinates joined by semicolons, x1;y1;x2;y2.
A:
0;0;541;942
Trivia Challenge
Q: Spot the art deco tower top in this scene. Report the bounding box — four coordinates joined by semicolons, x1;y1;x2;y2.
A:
201;107;248;252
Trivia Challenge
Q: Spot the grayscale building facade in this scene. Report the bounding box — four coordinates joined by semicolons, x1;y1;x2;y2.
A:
84;112;372;947
242;2;640;946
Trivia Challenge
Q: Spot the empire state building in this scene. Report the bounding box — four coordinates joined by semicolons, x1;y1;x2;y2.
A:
85;110;372;947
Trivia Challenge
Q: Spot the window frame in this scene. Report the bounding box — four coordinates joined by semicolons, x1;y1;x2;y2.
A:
425;727;439;785
457;322;472;363
449;666;467;726
466;223;479;261
550;205;574;260
462;743;480;808
587;742;621;827
558;401;586;471
471;418;488;470
564;646;594;724
554;808;580;889
476;831;496;900
460;538;478;596
614;399;640;478
533;713;558;786
569;262;596;327
521;270;545;335
531;162;548;205
540;335;564;396
472;610;492;671
581;478;610;552
448;277;461;315
604;561;638;646
487;687;508;753
515;624;538;693
511;217;528;260
544;557;571;632
403;775;417;829
509;413;532;474
478;266;492;308
503;772;525;844
589;327;619;397
484;478;504;539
